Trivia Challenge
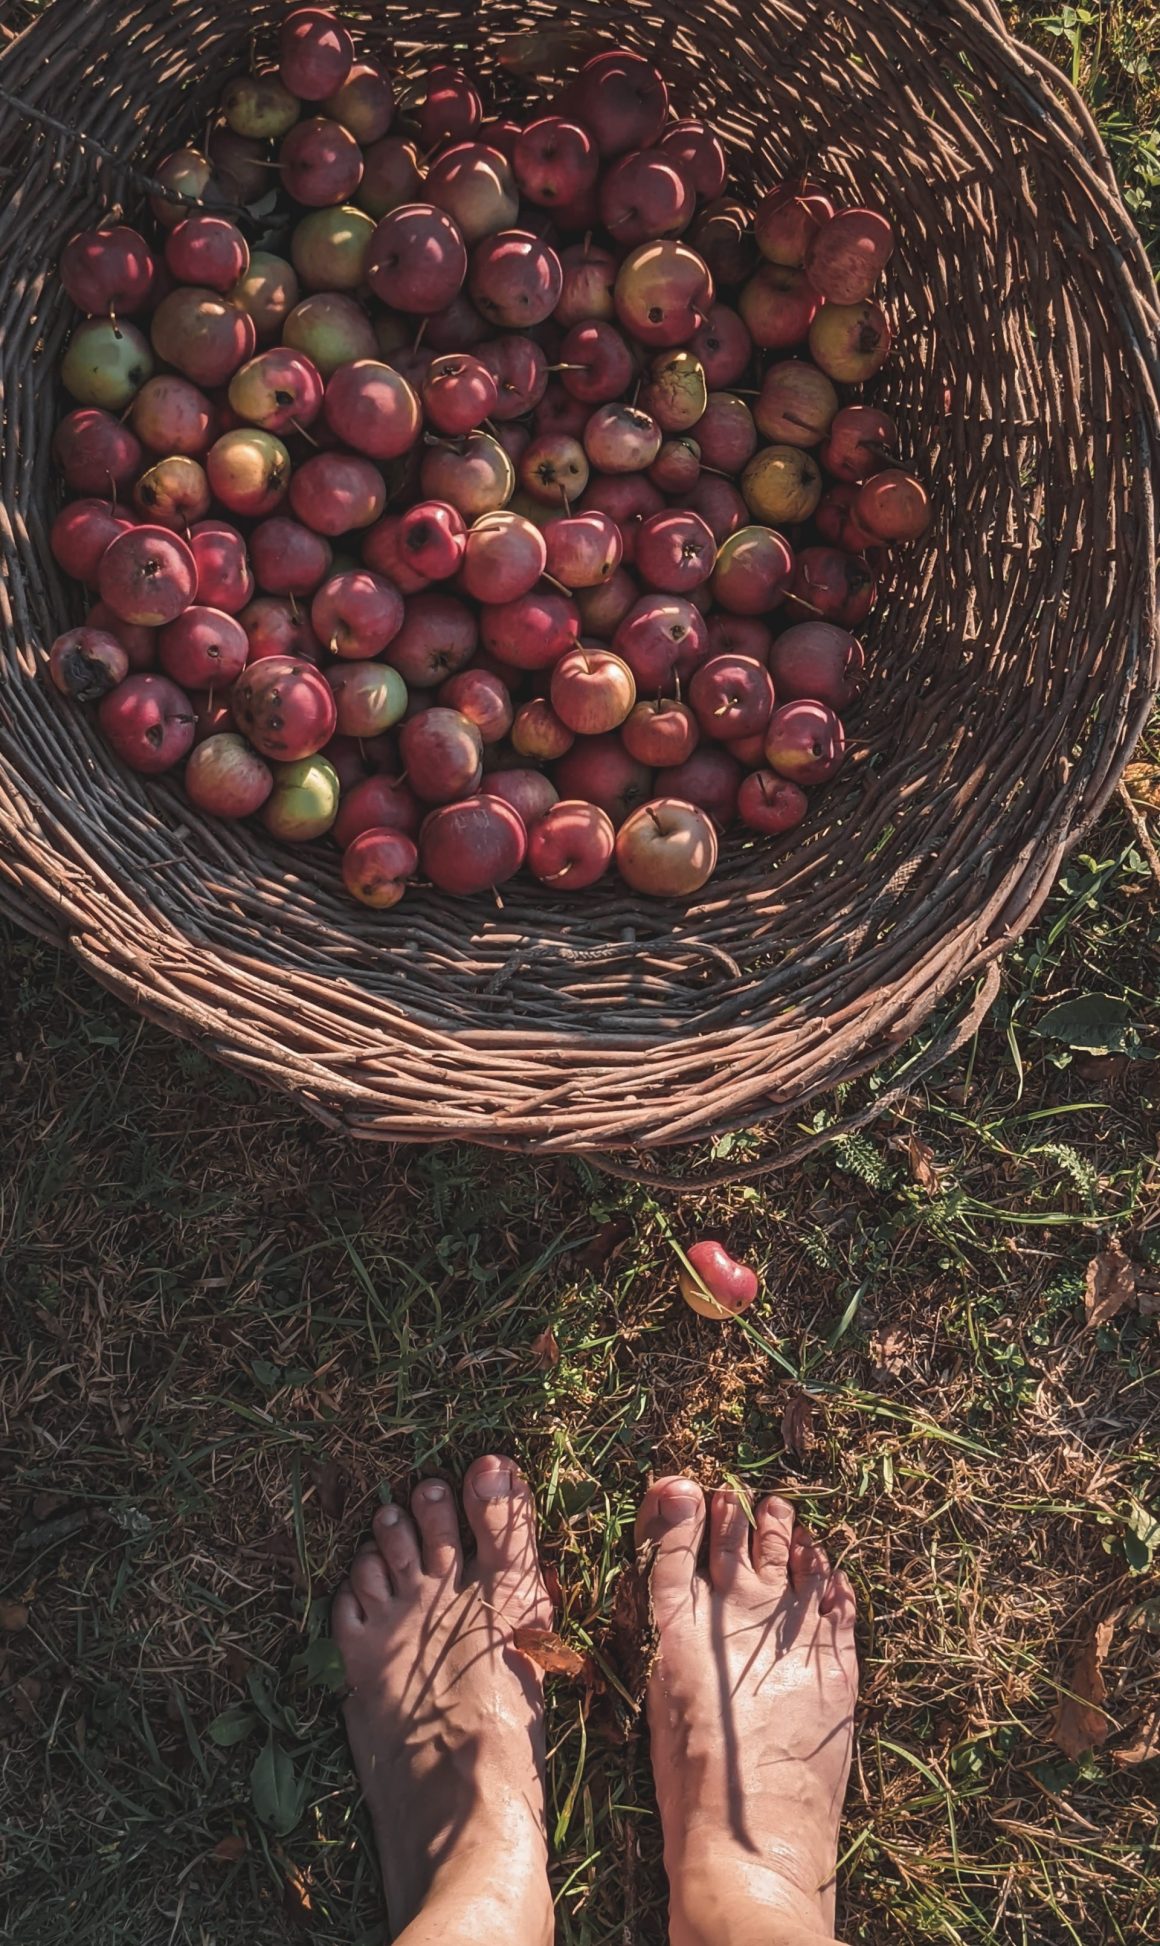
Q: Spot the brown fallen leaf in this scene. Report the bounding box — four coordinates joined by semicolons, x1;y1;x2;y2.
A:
1112;1700;1160;1766
1052;1614;1117;1759
906;1134;942;1193
871;1327;911;1374
0;1602;29;1632
530;1327;560;1368
1137;1278;1160;1319
309;1459;347;1522
210;1834;248;1863
1084;1242;1136;1329
574;1215;633;1277
781;1392;817;1457
512;1626;594;1681
1123;759;1160;813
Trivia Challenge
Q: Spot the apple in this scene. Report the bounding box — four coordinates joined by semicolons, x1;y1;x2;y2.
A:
738;262;819;350
279;114;364;205
206;428;290;518
555;242;617;327
158;605;248;688
688;196;757;286
741;445;823;525
711;524;794;616
97;671;196;772
284;291;378;376
535;382;591;441
420;793;526;896
737;770;808;836
412;65;482;148
689;303;752;389
754;361;839;446
688;474;748;544
481;769;559;829
54;407;143;495
815;482;879;554
131;374;217;457
635;511;715;594
48;626;129;702
130;454;207;528
764;699;846;784
511;698;574;761
363;512;432;593
577;566;639;640
468;230;563;329
212;127;279;206
50;498;134;584
689;653;774;741
519;434;589;508
480;588;579;670
615;798;718;896
61;223;156;315
166;214;248;293
289;452;386;533
600;150;694;246
805;208;894;304
474;336;548;421
678;1239;759;1317
550;647;635;735
357;135;424;219
148;146;214;230
621;697;699;767
311;569;404;658
333;773;421;847
559;321;635;406
291;204;376;290
639;348;707;434
61;317;154;408
808;300;891;383
614;240;713;348
324;60;395;142
527;800;615;890
514;117;598;208
659;120;727;199
279;7;354;98
367;202;467;312
460;510;547;603
420;431;515;518
754;181;833;267
231;654;338;759
263;755;342;840
322;358;422;460
784;549;876;629
327;660;408;736
706;613;772;663
250;517;333;597
853;469;931;543
241;595;322;665
422;352;499;436
614;593;709;695
693;391;757;472
819;404;899;484
98;526;197;626
223;72;302;140
584;403;662;475
398;707;483;802
567;50;668;155
663;745;742;828
553;734;652;825
151;288;256;386
437;669;513;744
384;591;476;688
185;733;274;818
649;437;701;495
86;602;157;672
342;827;417;908
425;142;519;243
544;510;623;589
232;252;301;340
397;500;465;581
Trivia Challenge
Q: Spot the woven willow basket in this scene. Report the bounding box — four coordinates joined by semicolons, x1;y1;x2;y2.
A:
1;0;1157;1173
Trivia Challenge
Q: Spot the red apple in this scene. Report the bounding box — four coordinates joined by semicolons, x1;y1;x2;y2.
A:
784;550;876;629
649;437;701;495
658;120;727;199
185;733;274;818
437;668;513;744
420;793;526;896
528;800;615;891
577;566;640;640
250;517;334;597
166;214;249;292
559;321;636;405
635;511;716;594
413;65;482;149
614;240;713;348
553;734;652;826
367;202;467;312
621;697;699;768
583;402;662;474
688;195;757;286
738;262;819;350
420;431;514;517
688;474;748;545
53;408;143;495
132;454;211;529
694;391;757;472
737;770;808;836
689;303;752;388
754;360;839;446
768;622;865;709
819;404;899;483
664;745;742;829
387;592;477;686
158;605;249;689
567;50;668;156
279;8;354;98
764;699;846;784
311;569;405;658
357;135;424;219
398;500;466;580
460;511;546;603
555;242;617;328
48;626;129;703
480;588;579;670
544;510;623;589
231;654;338;760
289;452;387;533
240;595;322;665
550;647;636;735
481;769;559;829
399;706;483;802
615;797;718;896
711;525;794;617
98;671;196;772
151;288;257;387
600;150;694;246
614;593;709;695
518;434;590;509
689;653;774;742
324;358;422;458
421;352;499;435
679;1239;759;1317
342;827;417;908
333;773;421;847
279;117;364;205
514;117;598;208
229;347;324;434
469;230;563;328
425;142;519;244
474;335;548;420
50;497;134;584
61;223;156;315
86;602;157;672
98;526;197;626
852;469;931;543
189;521;254;613
706;613;772;663
805;208;894;304
511;699;574;761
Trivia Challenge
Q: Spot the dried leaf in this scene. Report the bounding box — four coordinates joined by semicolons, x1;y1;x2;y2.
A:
610;1544;660;1708
1052;1614;1116;1759
310;1459;347;1522
511;1626;592;1681
1084;1242;1136;1328
281;1859;314;1927
1112;1700;1160;1766
574;1215;633;1276
530;1327;560;1368
906;1134;942;1192
0;1602;29;1632
1124;760;1160;813
210;1834;248;1863
781;1392;817;1457
871;1327;910;1374
1137;1277;1160;1318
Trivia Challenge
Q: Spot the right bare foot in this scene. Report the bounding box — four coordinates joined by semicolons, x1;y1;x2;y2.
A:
332;1456;554;1946
636;1479;858;1946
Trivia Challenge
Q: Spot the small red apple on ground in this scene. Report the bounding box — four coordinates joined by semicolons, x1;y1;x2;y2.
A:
679;1240;759;1318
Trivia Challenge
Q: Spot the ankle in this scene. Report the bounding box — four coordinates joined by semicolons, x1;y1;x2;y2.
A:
668;1842;840;1946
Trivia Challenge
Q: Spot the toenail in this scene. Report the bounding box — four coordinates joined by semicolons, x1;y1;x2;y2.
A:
377;1505;401;1525
657;1481;701;1524
416;1479;448;1501
472;1463;514;1500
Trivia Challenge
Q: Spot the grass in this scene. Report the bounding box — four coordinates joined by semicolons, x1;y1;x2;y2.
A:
2;6;1160;1945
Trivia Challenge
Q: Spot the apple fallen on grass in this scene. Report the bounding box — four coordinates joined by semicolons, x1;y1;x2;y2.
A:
679;1240;760;1319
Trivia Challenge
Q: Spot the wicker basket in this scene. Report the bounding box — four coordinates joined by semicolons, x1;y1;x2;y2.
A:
1;0;1157;1172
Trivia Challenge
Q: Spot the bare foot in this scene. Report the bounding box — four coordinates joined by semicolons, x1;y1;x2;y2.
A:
636;1480;858;1946
332;1456;554;1946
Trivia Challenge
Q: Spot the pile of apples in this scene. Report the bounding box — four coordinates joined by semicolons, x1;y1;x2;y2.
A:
47;10;931;908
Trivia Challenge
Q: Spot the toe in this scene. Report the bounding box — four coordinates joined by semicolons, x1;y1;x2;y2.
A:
463;1454;541;1585
411;1477;462;1585
372;1502;422;1594
331;1580;365;1641
709;1486;754;1589
635;1477;706;1616
752;1494;795;1582
789;1521;831;1601
819;1566;857;1629
351;1540;393;1612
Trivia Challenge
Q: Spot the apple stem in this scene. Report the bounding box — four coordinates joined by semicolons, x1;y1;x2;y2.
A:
491;884;504;909
330;635;342;657
412;319;427;351
646;805;664;832
545;862;573;880
783;410;815;432
548;363;587;373
543;571;571;595
290;418;320;447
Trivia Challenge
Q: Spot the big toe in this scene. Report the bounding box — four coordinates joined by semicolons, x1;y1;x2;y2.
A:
635;1476;706;1622
463;1455;545;1605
